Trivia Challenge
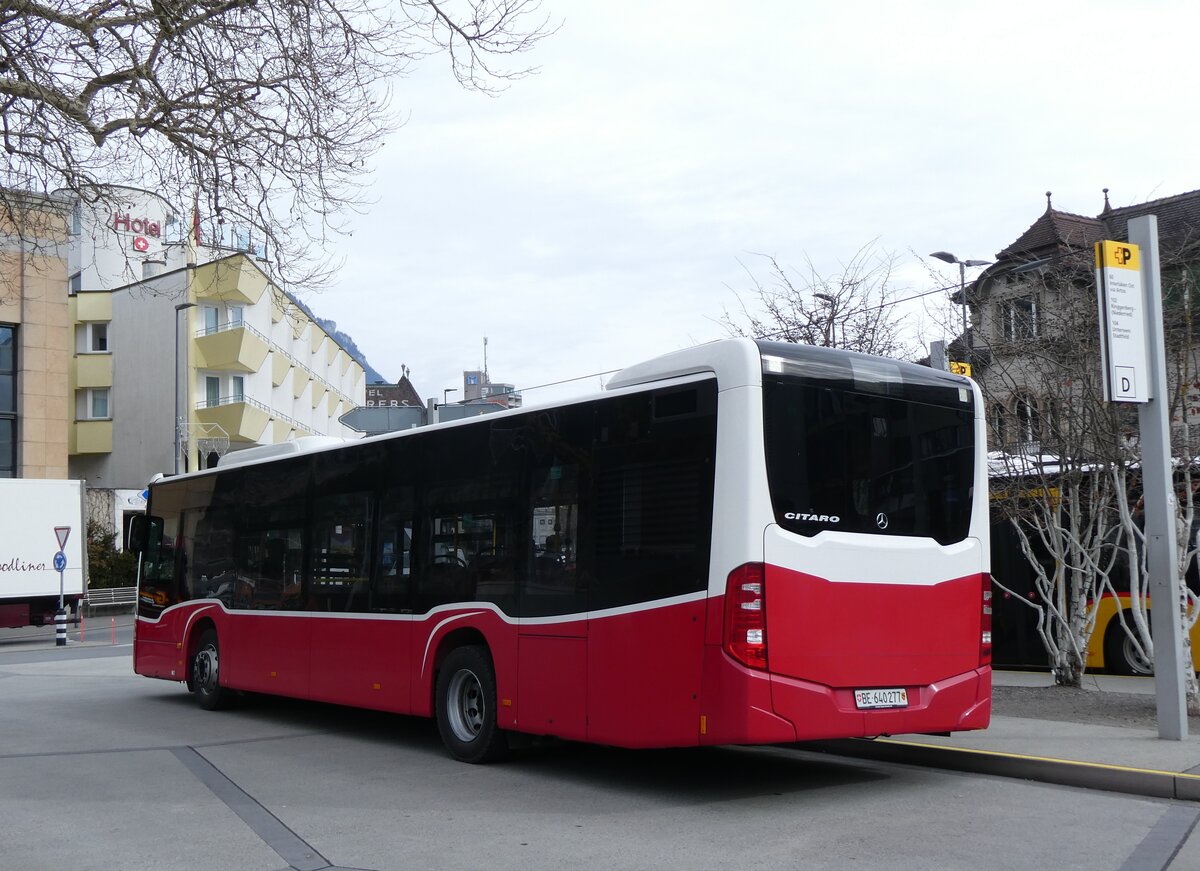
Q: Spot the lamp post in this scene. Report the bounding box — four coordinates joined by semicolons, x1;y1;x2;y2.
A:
814;292;836;348
174;302;196;474
443;387;457;406
930;251;992;369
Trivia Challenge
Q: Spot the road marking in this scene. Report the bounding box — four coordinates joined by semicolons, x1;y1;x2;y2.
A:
171;746;331;871
1118;806;1200;871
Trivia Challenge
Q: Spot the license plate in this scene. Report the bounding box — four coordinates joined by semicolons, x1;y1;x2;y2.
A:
854;688;908;709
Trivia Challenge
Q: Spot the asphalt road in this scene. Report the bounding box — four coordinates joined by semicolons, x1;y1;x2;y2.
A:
0;619;1196;871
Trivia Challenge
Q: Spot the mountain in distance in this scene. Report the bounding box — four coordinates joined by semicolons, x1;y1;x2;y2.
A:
317;317;387;385
289;296;387;385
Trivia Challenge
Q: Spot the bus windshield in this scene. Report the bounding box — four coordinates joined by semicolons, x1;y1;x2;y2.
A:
759;343;976;545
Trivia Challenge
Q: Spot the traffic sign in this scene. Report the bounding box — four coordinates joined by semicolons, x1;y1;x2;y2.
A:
1095;240;1149;402
54;526;71;550
340;405;424;434
948;361;972;377
53;551;67;572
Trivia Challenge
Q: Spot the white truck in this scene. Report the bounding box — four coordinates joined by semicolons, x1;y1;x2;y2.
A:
0;479;86;629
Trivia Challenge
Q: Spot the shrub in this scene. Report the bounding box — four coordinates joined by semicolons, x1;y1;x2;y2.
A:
86;520;138;589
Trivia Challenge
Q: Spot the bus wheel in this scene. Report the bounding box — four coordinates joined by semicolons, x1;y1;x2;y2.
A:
192;629;232;710
1105;617;1154;676
435;646;507;763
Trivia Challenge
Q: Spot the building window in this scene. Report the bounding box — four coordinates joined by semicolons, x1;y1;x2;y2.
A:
1042;399;1061;445
229;305;244;327
69;272;82;294
231;375;244;402
0;417;13;477
0;324;14;414
205;376;220;408
0;324;14;477
1003;296;1038;341
990;402;1007;448
1014;395;1040;447
70;202;82;235
90;323;108;352
203;306;219;336
76;322;111;353
79;388;110;420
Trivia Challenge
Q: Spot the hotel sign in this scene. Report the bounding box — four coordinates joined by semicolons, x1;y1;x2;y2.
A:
112;212;161;237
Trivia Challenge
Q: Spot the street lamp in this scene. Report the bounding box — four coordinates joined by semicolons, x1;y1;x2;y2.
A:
930;251;992;369
814;292;836;347
174;302;196;474
443;388;457;406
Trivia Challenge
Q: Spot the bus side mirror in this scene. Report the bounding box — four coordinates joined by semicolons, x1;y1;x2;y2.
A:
126;514;160;554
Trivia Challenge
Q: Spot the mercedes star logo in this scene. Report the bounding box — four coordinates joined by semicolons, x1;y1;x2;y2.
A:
875;512;889;530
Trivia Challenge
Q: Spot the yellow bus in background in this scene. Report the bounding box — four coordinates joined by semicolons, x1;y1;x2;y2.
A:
1086;593;1200;675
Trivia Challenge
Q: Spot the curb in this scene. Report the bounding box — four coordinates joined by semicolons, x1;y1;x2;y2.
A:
804;738;1200;801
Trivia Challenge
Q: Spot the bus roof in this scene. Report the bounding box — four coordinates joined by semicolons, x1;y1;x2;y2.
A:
606;338;762;392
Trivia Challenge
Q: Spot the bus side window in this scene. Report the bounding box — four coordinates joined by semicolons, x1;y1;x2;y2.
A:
374;486;415;613
184;506;237;605
234;524;303;610
137;514;180;618
310;491;373;612
527;463;583;617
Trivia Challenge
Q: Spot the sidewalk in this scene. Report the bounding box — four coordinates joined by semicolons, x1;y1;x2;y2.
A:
811;670;1200;801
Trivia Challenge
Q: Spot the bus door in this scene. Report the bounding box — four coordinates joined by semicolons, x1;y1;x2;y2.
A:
517;450;588;741
224;519;311;697
585;387;714;748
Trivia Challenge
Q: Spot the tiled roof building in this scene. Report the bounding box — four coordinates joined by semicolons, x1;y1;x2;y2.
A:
969;187;1200;453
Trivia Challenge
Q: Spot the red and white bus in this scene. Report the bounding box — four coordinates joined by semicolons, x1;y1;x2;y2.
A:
131;339;991;762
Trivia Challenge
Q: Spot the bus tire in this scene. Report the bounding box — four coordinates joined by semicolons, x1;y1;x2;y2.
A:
435;645;508;764
1105;615;1154;677
192;628;232;710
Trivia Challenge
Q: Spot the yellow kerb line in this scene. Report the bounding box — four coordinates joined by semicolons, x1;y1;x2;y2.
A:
873;737;1200;780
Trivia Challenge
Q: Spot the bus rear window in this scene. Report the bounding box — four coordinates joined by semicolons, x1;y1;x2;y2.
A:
763;377;974;545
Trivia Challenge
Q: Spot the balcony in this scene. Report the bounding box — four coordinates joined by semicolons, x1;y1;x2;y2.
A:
72;292;112;322
71;420;112;454
195;394;271;443
194;321;270;373
293;370;311;400
271;419;296;442
192;255;269;306
271;350;292;387
74;353;112;389
310;380;327;408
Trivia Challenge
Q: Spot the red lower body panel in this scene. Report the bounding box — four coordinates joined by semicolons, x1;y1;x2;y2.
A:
136;588;990;750
697;642;990;744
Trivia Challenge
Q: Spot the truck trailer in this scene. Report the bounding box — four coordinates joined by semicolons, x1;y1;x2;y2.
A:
0;479;86;629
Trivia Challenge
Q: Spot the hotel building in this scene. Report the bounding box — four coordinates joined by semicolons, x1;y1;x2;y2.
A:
67;186;365;538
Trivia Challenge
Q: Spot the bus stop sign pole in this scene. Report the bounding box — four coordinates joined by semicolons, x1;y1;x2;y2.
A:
1129;215;1188;740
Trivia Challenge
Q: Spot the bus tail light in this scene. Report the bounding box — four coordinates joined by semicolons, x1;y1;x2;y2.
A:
980;577;993;666
724;563;768;671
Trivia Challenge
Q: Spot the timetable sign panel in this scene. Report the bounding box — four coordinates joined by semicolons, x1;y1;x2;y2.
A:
1095;240;1148;403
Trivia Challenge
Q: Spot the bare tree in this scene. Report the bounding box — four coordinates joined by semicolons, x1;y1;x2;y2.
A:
720;242;916;358
0;0;551;288
981;247;1200;705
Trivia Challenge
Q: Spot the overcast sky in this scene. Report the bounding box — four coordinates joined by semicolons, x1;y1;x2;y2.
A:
313;0;1200;409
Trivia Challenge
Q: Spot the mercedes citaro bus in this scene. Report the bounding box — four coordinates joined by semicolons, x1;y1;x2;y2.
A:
130;339;991;762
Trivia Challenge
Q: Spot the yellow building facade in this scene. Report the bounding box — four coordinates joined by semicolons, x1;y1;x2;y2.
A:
0;192;70;479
